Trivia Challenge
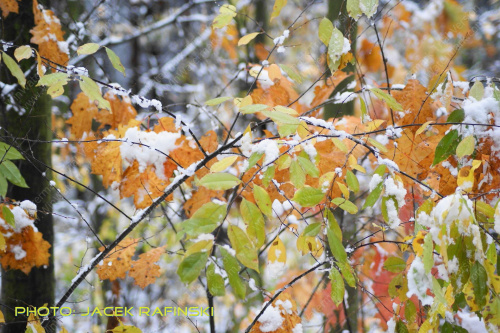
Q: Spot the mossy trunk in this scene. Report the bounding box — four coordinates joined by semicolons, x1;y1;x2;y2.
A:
0;1;55;332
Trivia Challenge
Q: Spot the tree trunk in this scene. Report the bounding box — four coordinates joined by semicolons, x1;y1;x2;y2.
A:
0;1;54;332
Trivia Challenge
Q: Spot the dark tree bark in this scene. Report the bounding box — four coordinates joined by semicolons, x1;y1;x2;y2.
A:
0;1;55;332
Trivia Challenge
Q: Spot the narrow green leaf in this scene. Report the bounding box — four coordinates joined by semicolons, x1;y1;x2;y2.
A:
432;129;460;166
302;222;322;237
469;81;484;100
290;160;305;188
326;209;342;241
105;47;126;76
345;170;359;193
262;165;275;188
36;72;69;87
207;263;225;296
347;0;362;19
2;52;26;88
383;257;406;273
205;96;232;106
279;64;303;84
79;76;111;110
329;267;345;306
220;247;246;299
370;88;403;111
247;152;263;170
318;18;333;46
0;142;23;160
331;197;358;214
338;261;356;288
177;252;209;284
363;181;383;209
240;198;265;248
199;173;241;190
470;261;488;308
456;135;475;158
228;225;259;272
77;43;100;55
253;184;272;217
0;160;28;188
446;109;464;123
297;156;319;177
423;233;434;274
2;206;15;227
239;104;269;114
327;228;347;264
0;175;7;197
181;202;226;237
327;27;345;72
293;186;324;207
262;110;300;125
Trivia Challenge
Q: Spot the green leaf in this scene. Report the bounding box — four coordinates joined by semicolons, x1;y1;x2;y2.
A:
207;263;225;296
423;233;434;274
199;173;241;190
177;252;209;284
360;0;378;18
331;197;358;214
370;88;403;111
2;52;26;88
77;43;100;55
293;186;324;207
279;64;303;84
395;320;409;333
239;104;269;114
270;0;287;21
329;267;345;306
238;32;260;46
338;261;356;288
456;135;475;158
302;222;322;237
432;129;460;166
327;27;345;72
79;76;111;110
383;257;406;273
318;18;333;46
277;123;298;137
181;202;226;237
228;225;259;272
290;160;305;188
0;160;28;188
240;198;265;248
347;0;362;19
262;165;275;187
405;300;417;323
14;46;32;62
0;175;7;197
0;142;23;160
297;156;319;177
105;47;126;76
326;209;342;241
213;4;237;29
220;247;246;299
36;72;69;87
345;170;359;193
469;81;484;100
2;206;15;227
247;152;263;170
446;109;464;123
470;261;488;308
205;96;232;106
327;228;347;264
253;184;272;217
262;110;300;125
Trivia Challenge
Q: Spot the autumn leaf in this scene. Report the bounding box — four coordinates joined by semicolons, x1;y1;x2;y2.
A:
96;238;137;281
129;246;165;289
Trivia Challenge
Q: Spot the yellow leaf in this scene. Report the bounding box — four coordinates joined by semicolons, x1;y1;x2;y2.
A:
416;121;434;136
456;135;475;158
234;95;252;108
336;181;350;199
238;32;260;46
457;160;481;192
210;155;238;172
14;45;32;61
268;236;286;264
365;119;385;132
270;0;287;21
0;309;4;323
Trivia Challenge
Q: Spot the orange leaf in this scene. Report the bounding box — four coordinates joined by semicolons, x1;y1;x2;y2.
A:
129;246;165;289
0;0;18;18
96;238;137;281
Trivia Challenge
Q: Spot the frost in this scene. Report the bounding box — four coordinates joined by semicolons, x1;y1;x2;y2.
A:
253;139;280;166
49;180;56;186
19;200;37;216
384;177;406;208
11;206;35;232
333;91;357;104
385;126;403;139
292;323;303;333
249;278;258;291
222;245;236;256
11;244;26;260
385;199;401;229
194;234;215;242
369;174;383;191
386;318;396;333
